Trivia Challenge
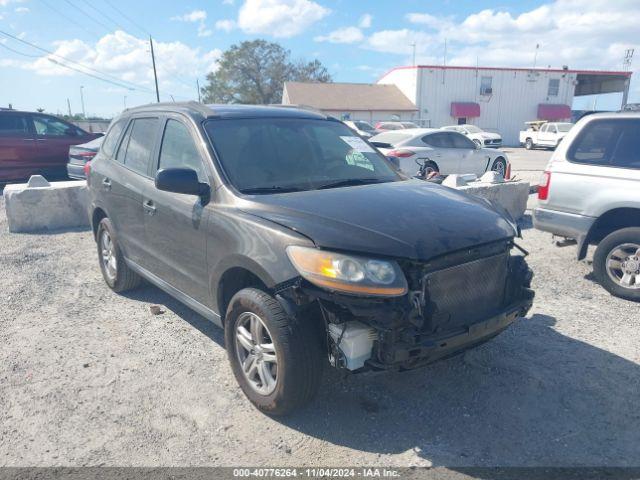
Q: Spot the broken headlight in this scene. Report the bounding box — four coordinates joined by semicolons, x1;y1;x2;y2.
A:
286;246;408;297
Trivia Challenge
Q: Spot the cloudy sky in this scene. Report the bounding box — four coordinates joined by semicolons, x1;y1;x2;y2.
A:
0;0;638;117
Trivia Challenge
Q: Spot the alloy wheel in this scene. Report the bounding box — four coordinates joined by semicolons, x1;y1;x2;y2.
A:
606;243;640;289
235;312;278;395
100;230;117;281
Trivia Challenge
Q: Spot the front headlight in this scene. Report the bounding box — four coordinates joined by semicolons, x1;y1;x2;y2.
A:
286;246;408;297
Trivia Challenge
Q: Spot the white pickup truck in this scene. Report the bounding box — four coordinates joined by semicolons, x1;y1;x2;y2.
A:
519;121;573;150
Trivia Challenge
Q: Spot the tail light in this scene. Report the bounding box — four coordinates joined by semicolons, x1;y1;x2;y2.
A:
83;161;91;178
387;149;415;158
505;162;511;180
538;171;551;200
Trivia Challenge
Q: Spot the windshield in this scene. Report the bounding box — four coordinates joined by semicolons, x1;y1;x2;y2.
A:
353;121;375;132
464;125;482;133
204;118;401;193
556;123;573;132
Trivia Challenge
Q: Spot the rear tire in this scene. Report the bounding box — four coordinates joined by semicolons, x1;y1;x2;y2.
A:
422;160;440;178
525;138;533;150
491;157;507;178
96;218;142;293
224;288;324;415
593;228;640;302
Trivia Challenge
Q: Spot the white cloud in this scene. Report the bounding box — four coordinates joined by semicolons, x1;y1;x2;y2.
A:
368;0;640;76
366;29;434;55
171;10;207;23
215;19;236;32
358;13;372;29
14;6;28;13
223;0;235;4
0;0;24;6
171;9;212;38
26;31;221;85
237;0;330;38
315;26;363;44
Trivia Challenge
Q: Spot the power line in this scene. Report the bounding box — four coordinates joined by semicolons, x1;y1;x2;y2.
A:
62;0;113;33
77;0;128;32
0;29;156;94
37;0;103;41
47;58;136;90
102;0;149;36
0;42;43;58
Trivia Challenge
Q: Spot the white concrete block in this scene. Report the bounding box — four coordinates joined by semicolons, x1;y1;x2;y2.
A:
479;171;504;184
456;180;530;220
4;179;89;233
27;175;51;188
442;174;468;188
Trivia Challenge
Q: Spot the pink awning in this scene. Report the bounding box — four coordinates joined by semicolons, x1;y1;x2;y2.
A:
450;102;480;118
538;104;571;121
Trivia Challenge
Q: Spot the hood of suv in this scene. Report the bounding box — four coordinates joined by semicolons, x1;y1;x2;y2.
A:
240;179;516;261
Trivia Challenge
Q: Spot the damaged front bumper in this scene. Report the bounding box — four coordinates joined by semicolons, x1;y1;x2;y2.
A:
276;241;534;372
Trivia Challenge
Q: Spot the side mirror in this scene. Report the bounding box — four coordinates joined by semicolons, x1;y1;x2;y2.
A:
475;142;482;150
155;168;209;197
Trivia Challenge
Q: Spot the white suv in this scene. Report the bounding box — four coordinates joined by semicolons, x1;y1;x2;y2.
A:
533;112;640;301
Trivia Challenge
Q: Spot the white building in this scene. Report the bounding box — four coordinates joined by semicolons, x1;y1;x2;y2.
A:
378;65;632;145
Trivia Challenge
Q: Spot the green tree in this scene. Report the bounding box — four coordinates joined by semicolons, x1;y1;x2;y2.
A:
201;40;331;104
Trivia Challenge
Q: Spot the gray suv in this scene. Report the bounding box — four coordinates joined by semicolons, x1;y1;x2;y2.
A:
87;102;534;415
533;112;640;301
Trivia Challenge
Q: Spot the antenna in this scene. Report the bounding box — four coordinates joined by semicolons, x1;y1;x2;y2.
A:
532;43;540;69
623;49;634;71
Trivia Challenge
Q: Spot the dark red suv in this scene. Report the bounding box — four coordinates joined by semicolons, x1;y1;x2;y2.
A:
0;109;100;182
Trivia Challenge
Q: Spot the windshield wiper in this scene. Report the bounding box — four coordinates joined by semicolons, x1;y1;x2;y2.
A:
239;186;303;194
317;178;386;190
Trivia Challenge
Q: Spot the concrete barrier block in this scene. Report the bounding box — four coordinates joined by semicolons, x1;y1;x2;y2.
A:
4;177;90;233
456;180;530;220
442;174;469;188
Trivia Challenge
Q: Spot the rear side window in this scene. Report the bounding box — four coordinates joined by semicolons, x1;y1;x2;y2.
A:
449;132;476;149
568;119;640;169
158;120;206;181
32;115;79;137
100;119;126;158
0;113;30;137
423;132;452;148
116;118;159;175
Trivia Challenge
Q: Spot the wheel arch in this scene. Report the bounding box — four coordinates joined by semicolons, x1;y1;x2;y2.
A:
579;208;640;260
91;207;108;239
211;256;281;322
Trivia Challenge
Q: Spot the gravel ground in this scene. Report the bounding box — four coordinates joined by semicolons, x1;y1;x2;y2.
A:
0;192;639;468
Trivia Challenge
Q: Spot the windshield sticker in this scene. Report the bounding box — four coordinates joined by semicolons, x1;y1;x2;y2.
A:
340;136;375;153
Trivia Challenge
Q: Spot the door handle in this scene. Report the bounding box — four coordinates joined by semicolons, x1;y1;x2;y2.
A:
143;200;156;215
102;178;112;190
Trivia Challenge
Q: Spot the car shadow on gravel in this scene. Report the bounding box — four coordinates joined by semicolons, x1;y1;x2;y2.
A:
120;285;225;346
281;314;640;466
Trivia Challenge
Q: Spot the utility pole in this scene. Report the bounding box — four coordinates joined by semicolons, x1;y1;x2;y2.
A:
410;42;416;67
67;98;72;117
150;36;160;102
533;43;540;69
123;95;127;109
80;86;86;118
196;78;201;103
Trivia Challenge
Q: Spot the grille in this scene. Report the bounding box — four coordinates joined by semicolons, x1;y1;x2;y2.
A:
423;253;509;331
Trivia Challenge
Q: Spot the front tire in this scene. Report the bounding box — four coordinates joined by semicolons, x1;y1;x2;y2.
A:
593;228;640;302
224;288;323;415
525;138;533;150
96;217;142;292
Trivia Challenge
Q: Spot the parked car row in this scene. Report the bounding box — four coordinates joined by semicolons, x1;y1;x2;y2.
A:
0;109;100;182
87;102;534;415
